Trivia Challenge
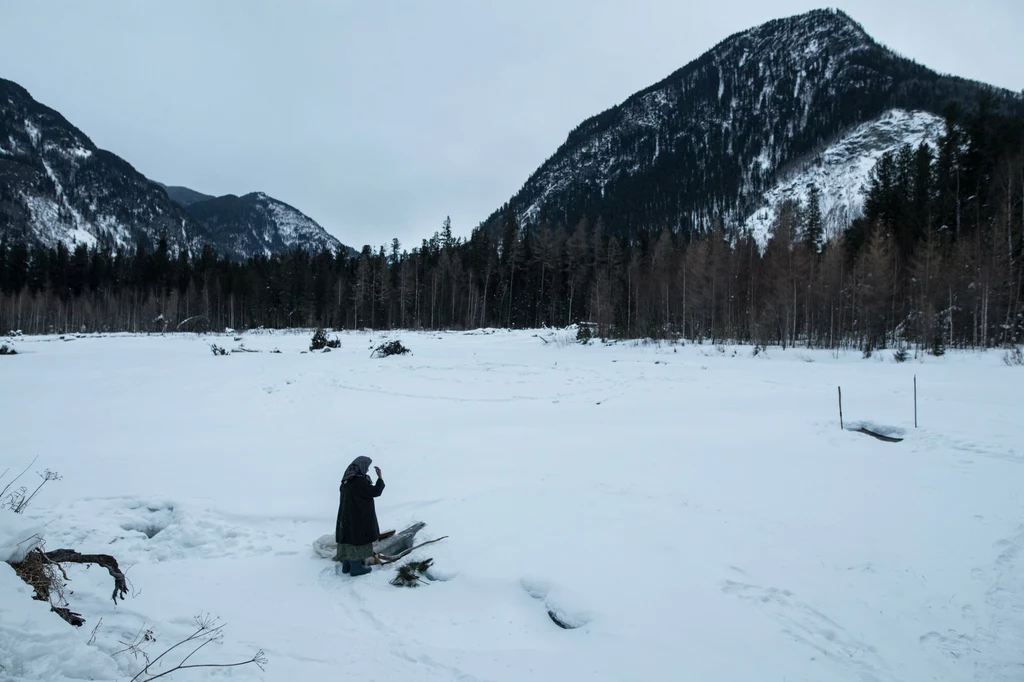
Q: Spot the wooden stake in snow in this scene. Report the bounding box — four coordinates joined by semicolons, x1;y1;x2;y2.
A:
914;375;918;428
838;386;844;430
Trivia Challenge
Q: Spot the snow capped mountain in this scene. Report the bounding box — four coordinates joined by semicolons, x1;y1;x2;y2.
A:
181;191;347;257
491;9;1022;241
0;78;349;258
743;108;945;245
0;78;202;252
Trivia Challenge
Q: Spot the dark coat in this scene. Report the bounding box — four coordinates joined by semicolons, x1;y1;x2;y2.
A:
335;476;385;546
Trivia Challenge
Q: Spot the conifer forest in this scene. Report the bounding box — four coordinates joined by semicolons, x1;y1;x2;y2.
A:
1;100;1021;352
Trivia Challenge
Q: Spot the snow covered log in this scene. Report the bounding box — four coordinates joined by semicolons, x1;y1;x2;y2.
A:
9;547;129;626
844;421;906;443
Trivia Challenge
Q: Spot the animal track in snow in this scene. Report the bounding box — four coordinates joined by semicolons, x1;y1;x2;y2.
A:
721;579;893;681
919;629;977;661
968;525;1024;682
520;579;590;630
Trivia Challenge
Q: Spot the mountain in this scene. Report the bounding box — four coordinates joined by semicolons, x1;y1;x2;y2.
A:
0;78;205;252
490;9;1023;242
181;191;349;257
0;78;348;258
158;183;213;207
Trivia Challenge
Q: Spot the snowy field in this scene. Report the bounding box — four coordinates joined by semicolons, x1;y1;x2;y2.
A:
1;329;1022;682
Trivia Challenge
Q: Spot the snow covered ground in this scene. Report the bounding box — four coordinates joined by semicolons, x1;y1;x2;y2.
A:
1;330;1022;682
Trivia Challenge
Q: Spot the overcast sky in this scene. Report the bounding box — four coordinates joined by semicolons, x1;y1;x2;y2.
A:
2;1;1021;249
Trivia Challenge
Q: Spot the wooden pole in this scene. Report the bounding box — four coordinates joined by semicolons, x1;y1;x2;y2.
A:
838;386;844;430
914;375;918;428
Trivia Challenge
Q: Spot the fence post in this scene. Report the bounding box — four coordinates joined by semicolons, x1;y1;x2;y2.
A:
838;386;844;430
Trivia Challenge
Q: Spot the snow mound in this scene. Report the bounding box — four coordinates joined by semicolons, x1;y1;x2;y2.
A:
845;421;907;438
312;533;337;559
41;497;276;563
0;513;45;563
521;578;593;630
0;566;120;681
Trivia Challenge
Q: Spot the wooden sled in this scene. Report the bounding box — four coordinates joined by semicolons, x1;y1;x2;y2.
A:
313;522;447;563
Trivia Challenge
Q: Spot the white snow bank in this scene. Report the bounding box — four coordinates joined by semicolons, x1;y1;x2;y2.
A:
845;420;907;438
0;512;45;563
0;565;120;681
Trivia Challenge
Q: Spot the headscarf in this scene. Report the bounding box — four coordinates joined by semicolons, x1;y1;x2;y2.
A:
342;456;373;484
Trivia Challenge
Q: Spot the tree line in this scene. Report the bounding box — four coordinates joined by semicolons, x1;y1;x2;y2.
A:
1;100;1021;351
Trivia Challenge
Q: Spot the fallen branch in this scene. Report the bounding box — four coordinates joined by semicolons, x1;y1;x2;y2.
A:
42;548;129;604
52;605;85;627
9;546;118;626
370;340;411;358
391;558;435;587
176;315;208;331
372;536;449;565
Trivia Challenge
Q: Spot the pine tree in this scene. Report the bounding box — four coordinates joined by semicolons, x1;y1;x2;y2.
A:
441;217;454;251
0;237;8;295
501;209;523;327
565;218;588;325
858;226;896;349
804;184;824;251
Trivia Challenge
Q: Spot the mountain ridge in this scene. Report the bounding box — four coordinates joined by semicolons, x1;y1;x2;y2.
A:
158;183;214;207
0;77;203;252
181;190;350;258
0;78;349;259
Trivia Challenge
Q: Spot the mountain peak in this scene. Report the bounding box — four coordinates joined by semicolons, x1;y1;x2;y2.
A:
693;7;878;90
736;7;867;40
183;190;345;257
493;10;1019;240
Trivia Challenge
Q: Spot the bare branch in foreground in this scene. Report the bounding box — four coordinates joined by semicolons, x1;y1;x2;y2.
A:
123;614;266;682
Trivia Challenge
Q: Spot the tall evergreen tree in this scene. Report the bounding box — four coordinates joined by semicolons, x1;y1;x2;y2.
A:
804;184;824;251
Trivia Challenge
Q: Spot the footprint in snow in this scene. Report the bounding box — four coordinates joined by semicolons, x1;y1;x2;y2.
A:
520;578;591;630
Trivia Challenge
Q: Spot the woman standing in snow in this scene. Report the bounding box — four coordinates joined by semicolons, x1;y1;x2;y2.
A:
334;456;385;577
